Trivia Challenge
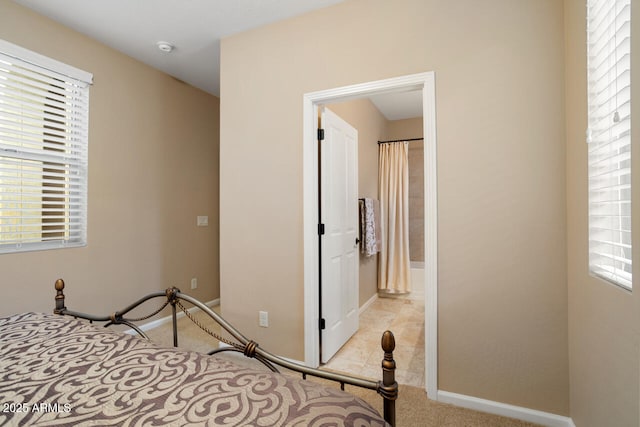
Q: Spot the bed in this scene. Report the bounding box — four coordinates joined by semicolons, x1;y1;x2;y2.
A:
0;279;398;426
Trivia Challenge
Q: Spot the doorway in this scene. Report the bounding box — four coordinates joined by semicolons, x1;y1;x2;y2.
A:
302;72;438;398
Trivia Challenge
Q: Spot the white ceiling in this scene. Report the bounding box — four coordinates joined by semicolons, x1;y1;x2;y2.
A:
11;0;422;120
369;90;423;121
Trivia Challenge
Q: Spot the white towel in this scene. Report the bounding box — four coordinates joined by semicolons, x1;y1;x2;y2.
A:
360;198;380;257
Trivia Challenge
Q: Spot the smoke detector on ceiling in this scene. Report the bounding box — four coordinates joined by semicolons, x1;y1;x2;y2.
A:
156;41;175;53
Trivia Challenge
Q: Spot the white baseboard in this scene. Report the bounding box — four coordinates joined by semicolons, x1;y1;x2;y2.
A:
437;390;574;427
359;293;378;315
124;298;220;334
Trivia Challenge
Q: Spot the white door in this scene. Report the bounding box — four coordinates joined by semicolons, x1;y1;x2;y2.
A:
320;108;359;364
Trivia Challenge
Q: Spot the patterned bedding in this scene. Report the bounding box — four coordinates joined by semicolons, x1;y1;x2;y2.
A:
0;312;388;426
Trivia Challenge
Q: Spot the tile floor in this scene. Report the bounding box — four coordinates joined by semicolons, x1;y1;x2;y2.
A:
321;295;425;388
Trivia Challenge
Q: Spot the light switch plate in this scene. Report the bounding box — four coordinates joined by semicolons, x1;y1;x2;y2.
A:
197;216;208;226
259;311;268;327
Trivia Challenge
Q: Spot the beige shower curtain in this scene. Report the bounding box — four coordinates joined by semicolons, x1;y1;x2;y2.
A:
378;141;411;294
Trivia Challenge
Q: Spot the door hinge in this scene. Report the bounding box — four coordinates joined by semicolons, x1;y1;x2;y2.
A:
319;318;326;330
317;128;325;141
318;223;325;235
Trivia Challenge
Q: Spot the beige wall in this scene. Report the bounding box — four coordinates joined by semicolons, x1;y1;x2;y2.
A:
220;0;568;415
565;0;640;425
0;1;220;316
324;99;387;307
383;117;423;142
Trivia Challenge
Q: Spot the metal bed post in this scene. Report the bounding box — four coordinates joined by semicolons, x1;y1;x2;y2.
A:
54;279;66;314
381;331;397;426
167;287;179;347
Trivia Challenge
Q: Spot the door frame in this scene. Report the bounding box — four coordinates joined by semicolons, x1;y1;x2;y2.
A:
302;71;438;398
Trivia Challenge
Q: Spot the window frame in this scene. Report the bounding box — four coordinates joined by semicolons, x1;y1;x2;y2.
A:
586;0;632;291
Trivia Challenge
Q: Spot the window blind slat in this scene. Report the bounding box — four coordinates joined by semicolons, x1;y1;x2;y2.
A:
0;80;89;112
590;251;633;267
0;72;87;106
590;70;631;107
0;108;90;141
0;141;88;159
0;61;89;94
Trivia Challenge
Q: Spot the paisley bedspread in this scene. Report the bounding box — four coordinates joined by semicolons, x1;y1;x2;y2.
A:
0;312;387;426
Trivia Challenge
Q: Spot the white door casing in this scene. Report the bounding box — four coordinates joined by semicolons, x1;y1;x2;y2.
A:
320;108;359;363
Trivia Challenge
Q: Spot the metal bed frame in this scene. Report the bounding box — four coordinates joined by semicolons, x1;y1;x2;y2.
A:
53;279;398;426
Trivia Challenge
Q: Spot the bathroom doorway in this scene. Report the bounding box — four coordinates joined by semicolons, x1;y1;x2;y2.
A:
319;101;425;387
302;72;438;397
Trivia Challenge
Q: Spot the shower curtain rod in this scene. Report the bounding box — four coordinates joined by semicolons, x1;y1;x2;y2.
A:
377;137;424;144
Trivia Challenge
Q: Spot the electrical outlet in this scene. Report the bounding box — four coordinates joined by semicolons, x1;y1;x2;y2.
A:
190;277;197;289
259;311;268;328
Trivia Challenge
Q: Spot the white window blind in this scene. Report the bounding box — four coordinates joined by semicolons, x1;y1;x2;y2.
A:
0;40;92;254
587;0;632;290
